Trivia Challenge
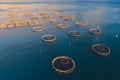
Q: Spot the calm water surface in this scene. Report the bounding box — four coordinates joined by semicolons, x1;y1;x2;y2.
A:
0;1;120;80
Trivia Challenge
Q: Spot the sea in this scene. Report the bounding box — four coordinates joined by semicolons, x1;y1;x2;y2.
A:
0;0;120;80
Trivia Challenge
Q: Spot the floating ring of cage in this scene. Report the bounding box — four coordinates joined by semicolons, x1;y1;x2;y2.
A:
33;26;45;32
59;15;65;18
10;18;20;22
92;44;110;56
76;22;86;27
49;19;58;23
89;28;101;35
15;22;22;27
20;22;29;27
16;22;29;27
52;56;75;74
25;12;33;17
68;31;80;37
39;11;47;15
41;34;56;42
57;24;67;29
30;17;39;20
7;23;15;28
52;11;61;15
33;21;42;26
28;21;35;26
64;18;73;21
0;23;8;29
42;15;50;19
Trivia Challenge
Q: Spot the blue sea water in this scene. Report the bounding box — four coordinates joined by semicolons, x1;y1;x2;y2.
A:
0;1;120;80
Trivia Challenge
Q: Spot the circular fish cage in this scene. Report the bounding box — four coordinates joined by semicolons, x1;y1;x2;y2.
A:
76;22;86;27
49;19;58;23
41;34;56;42
7;23;15;28
30;17;39;20
52;56;75;74
64;18;73;21
92;44;110;56
0;23;8;29
59;15;65;18
89;28;101;35
57;24;67;29
68;31;80;37
42;15;50;19
39;11;47;15
33;26;45;32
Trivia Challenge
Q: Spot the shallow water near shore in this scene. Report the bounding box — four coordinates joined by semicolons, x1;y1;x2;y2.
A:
0;1;120;80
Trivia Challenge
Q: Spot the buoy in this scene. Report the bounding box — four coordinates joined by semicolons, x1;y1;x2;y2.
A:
116;35;119;37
